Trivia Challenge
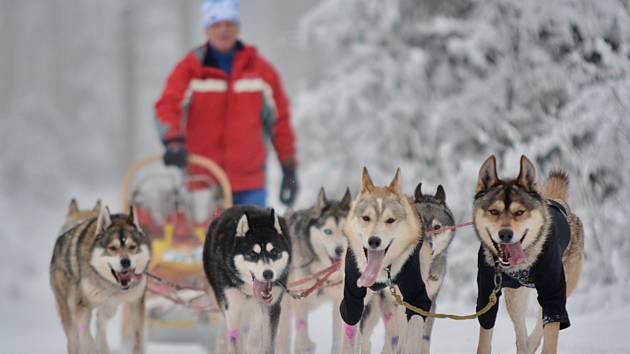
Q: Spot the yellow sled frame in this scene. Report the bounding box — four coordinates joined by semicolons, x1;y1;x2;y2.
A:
120;154;232;336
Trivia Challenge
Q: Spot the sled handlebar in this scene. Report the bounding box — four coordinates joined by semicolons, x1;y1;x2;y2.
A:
121;154;233;211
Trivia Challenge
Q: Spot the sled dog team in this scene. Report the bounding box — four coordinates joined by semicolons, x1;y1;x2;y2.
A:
50;155;584;354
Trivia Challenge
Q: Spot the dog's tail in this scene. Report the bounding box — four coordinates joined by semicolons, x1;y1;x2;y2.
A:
542;170;569;202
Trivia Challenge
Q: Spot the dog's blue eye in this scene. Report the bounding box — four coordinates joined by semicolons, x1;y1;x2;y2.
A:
324;229;332;235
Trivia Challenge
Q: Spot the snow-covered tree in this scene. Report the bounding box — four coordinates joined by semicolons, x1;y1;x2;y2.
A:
295;0;630;306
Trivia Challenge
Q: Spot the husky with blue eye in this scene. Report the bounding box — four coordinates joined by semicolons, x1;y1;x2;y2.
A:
278;187;351;354
203;205;292;354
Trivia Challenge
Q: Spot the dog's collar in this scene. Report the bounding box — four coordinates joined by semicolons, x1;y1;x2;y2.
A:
384;265;394;288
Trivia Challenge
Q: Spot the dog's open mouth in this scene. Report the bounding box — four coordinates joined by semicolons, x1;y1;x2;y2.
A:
110;268;142;290
251;274;273;305
357;242;392;288
489;229;528;268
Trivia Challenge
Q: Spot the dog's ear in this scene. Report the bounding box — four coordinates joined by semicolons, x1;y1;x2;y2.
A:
388;168;402;195
340;188;352;210
414;182;423;201
236;213;250;238
435;185;446;203
476;155;499;194
67;199;79;216
96;205;112;233
92;199;102;212
127;205;142;230
517;155;540;192
314;187;327;214
270;209;283;235
361;167;375;193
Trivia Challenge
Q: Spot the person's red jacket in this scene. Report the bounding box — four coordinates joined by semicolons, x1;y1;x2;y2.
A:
155;42;296;192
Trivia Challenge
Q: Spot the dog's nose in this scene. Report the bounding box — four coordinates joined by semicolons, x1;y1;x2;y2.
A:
262;270;274;281
120;258;131;269
335;246;344;257
498;229;513;242
368;236;381;249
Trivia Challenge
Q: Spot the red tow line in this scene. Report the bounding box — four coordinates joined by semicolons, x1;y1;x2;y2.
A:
287;261;342;299
425;221;474;235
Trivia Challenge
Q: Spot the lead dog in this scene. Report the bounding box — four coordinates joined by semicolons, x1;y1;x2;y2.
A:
473;155;584;354
340;167;432;354
50;201;151;354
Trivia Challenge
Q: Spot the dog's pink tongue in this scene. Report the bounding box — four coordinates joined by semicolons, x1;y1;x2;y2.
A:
252;279;273;304
500;243;525;267
357;250;385;288
118;271;133;281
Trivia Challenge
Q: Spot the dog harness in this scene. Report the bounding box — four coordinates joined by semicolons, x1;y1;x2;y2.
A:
477;200;572;330
339;243;432;325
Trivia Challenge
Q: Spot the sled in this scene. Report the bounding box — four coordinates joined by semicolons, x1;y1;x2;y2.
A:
120;154;232;352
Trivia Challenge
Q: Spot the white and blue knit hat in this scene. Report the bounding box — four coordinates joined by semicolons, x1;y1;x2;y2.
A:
202;0;240;28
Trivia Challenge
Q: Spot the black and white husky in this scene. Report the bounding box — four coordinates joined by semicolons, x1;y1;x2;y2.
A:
203;205;292;354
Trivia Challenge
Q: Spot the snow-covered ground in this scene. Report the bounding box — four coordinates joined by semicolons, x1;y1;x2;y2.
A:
1;193;628;354
2;279;629;354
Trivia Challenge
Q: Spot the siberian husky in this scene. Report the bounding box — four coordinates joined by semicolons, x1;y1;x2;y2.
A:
339;167;432;354
203;205;292;354
413;182;456;353
50;201;151;354
279;187;351;354
473;155;584;354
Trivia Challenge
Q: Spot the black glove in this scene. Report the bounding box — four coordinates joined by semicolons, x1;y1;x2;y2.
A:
163;140;187;168
279;163;298;206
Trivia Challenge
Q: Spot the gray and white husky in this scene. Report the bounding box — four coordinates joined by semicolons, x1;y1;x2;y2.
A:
413;182;456;354
279;187;351;354
50;201;151;354
203;205;292;354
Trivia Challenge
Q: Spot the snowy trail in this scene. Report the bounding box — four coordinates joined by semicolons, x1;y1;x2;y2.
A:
2;280;629;354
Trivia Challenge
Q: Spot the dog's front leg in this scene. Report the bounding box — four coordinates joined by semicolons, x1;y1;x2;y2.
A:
341;322;360;354
95;303;117;354
127;297;146;354
526;306;544;354
476;327;493;354
275;295;292;354
420;303;436;354
293;297;316;354
75;303;96;354
262;301;282;354
401;315;425;354
379;293;400;354
541;322;559;354
61;290;80;354
331;298;343;354
223;289;247;354
505;287;530;354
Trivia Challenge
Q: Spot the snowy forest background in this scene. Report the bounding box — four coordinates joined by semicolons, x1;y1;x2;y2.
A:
1;0;629;353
